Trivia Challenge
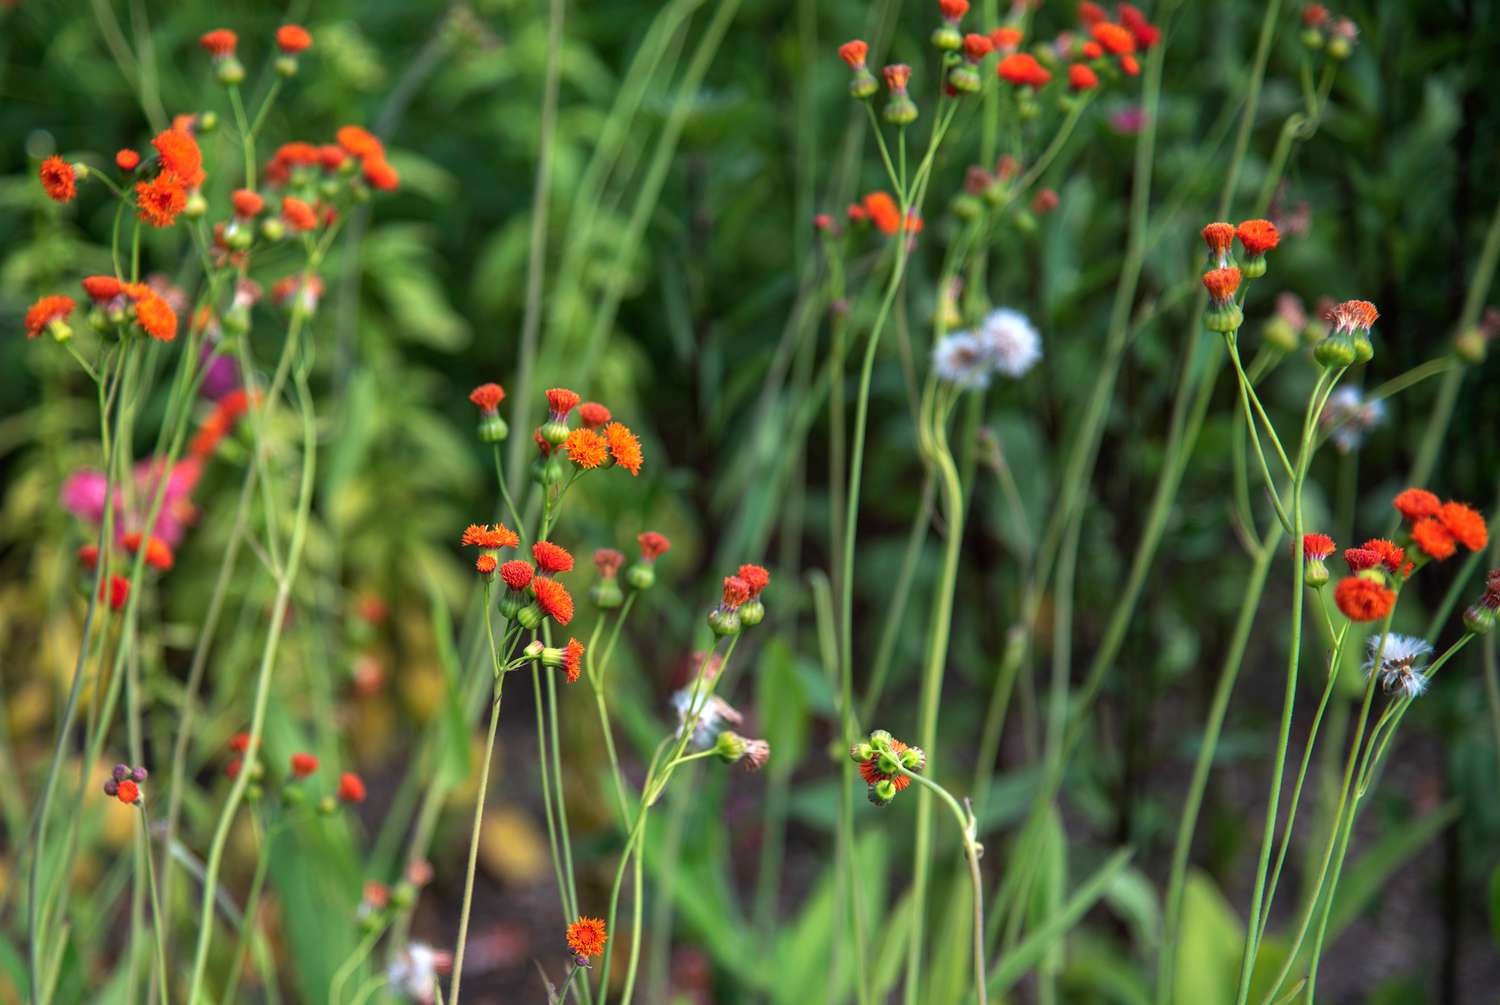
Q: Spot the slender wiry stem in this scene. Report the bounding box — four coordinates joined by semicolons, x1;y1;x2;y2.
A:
899;768;986;1005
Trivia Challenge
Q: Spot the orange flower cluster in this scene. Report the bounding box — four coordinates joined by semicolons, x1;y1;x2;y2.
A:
132;128;205;228
189;389;258;458
123;531;175;571
849;191;923;236
1395;488;1487;562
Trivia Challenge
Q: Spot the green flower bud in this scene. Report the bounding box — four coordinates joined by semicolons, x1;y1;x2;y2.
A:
707;607;742;637
1454;327;1487;365
216;58;246;85
478;413;509;443
946;64;981;93
931;24;963;51
883;94;919;126
626;562;656;590
590;577;625;609
850;742;874;763
739;598;765;627
871;779;897;805
849;69;879;100
1464;603;1495;636
275;55;299;78
1314;333;1356;368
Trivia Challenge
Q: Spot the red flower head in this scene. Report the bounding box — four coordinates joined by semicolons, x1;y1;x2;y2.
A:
1393;488;1441;522
232;189;264;218
1120;54;1141;76
838;40;869;69
1237;219;1280;257
469;382;506;413
882;64;911;92
363;157;400;192
1081;40;1104;59
318;145;347;171
1078;2;1109;25
579;402;612;428
281;196;318;231
337;772;366;803
1201;267;1241;305
604;422;644;476
1068;64;1099;91
103;574;130;611
199;29;238;56
1091;22;1136;55
638;531;671;561
136;173;188;227
229;732;253;753
1343;547;1381;572
1302;4;1330;27
153;129;205;188
533;540;575;574
123;531;174;571
737;564;770;598
990;26;1023;51
500;560;535;591
1118;3;1161;48
721;575;751;610
1438;502;1488;552
564;427;609;469
116;149;141;171
134;292;178;341
475;554;498;575
78;544;100;569
115;779;141;804
24;295;75;339
594;548;625;577
290;752;318;778
1201;222;1235;261
1302;534;1336;560
533;577;575;625
336;126;385;161
938;0;969;20
962;34;993;62
39;156;77;203
277;24;313;53
461;523;520;550
1334;576;1396;622
1360;538;1406;574
998;53;1051;87
563;638;585;684
1411;518;1456;561
1326;299;1379;334
567;917;608;959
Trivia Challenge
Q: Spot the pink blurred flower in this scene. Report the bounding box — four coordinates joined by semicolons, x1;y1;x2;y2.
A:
1110;105;1148;134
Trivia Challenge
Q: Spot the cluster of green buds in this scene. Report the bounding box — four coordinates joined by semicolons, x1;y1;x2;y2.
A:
1299;6;1359;60
1313;299;1378;369
1198;220;1281;335
706;564;771;637
850;729;926;806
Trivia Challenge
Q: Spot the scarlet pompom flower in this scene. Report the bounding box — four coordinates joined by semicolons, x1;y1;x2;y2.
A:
545;387;582;424
1237;219;1280;256
594;549;625;577
997;52;1051;87
564;427;609;469
24;295;75;340
1068;64;1099;91
1361;539;1406;574
362;157;400;192
603;422;644;476
533;576;575;626
337;125;385;160
81;276;125;303
962;33;992;62
337;772;367;803
1078;1;1109;25
838;39;869;68
1343;547;1381;572
567;917;608;960
39;156;77;203
1120;54;1141;76
461;523;520;550
1438;502;1488;552
721;575;751;610
103;574;130;611
883;63;911;91
738;564;770;598
638;531;671;561
232;189;264;218
1081;40;1104;59
199;29;238;56
579;402;611;429
938;0;968;18
1201;266;1241;304
281;196;318;231
134;293;179;342
113;778;141;805
470;383;505;411
78;544;100;569
475;554;498;575
1091;22;1136;56
153;129;205;188
500;561;535;593
1393;488;1441;522
123;532;174;571
1303;533;1336;560
1334;576;1396;622
290;752;319;778
989;26;1023;51
276;24;313;53
1201;222;1235;264
533;540;575;574
563;638;585;684
116;149;141;171
229;732;253;754
1410;518;1457;561
136;173;188;227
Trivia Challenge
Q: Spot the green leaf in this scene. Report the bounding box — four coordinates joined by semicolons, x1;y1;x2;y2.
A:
1171;870;1244;1005
1104;864;1163;950
756;637;809;774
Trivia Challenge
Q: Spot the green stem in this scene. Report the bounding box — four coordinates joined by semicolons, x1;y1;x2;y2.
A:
900;769;986;1005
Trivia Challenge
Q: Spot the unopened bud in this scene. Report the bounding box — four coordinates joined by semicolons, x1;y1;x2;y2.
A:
1464;603;1495;636
626;562;656;590
739;598;765;627
275;55;299;78
216;58;246;85
1314;333;1357;369
707;607;742;637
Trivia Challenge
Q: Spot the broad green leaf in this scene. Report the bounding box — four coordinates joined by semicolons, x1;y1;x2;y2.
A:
1170;870;1243;1005
756;637;809;773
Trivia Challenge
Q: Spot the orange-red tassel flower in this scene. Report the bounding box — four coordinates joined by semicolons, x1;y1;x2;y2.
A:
533;577;575;626
533;540;575;574
39;156;77;203
24;295;75;340
462;523;520;550
136;173;188;228
290;752;319;778
566;917;608;960
1393;488;1441;522
277;24;313;53
579;402;611;428
123;531;174;571
338;772;367;803
638;531;671;561
1437;501;1488;552
199;29;238;56
997;52;1051;87
153;129;206;188
282;196;318;231
1334;576;1395;621
1411;518;1456;561
603;422;643;475
1068;64;1099;91
1303;533;1336;560
564;428;609;469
